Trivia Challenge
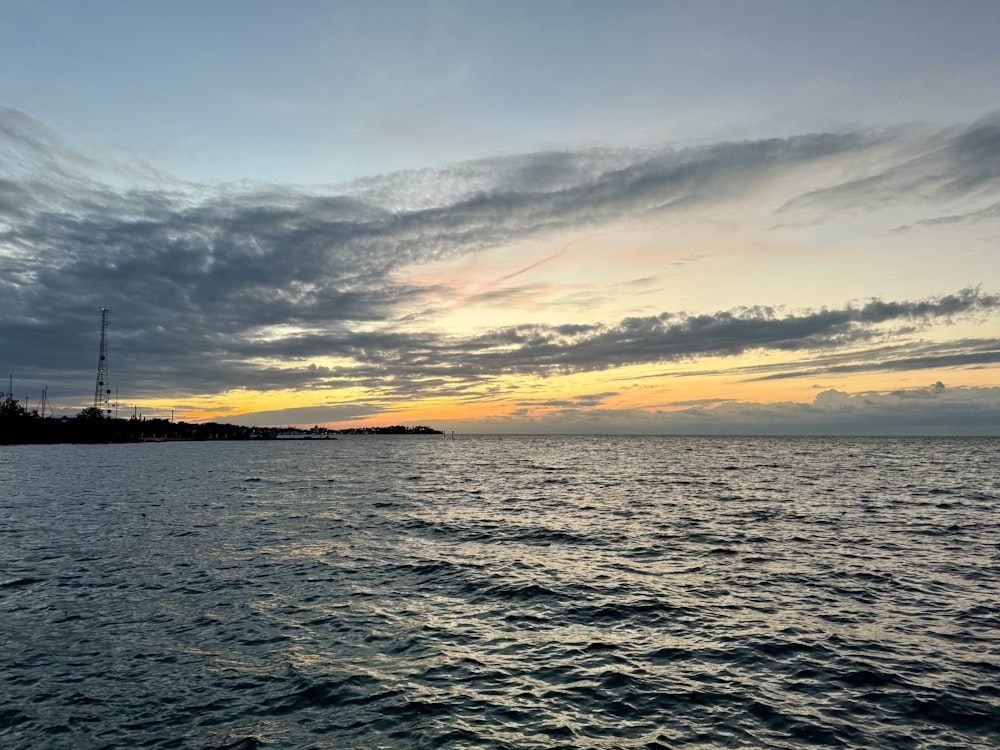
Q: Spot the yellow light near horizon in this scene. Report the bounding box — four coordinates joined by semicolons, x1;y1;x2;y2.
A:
137;385;373;423
135;343;999;429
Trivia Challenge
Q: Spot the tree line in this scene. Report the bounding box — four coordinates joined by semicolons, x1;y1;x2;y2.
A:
1;395;443;444
0;396;257;444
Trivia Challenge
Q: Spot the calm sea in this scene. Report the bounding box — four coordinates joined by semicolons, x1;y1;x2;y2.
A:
1;436;998;749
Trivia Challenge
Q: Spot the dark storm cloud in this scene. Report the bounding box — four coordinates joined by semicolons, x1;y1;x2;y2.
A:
1;107;998;410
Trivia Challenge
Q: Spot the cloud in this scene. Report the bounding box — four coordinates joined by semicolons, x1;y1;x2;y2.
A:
2;107;999;419
448;383;1000;436
520;392;619;409
219;402;390;428
431;288;999;378
660;383;1000;436
892;199;1000;233
61;287;988;411
777;111;1000;219
744;339;1000;381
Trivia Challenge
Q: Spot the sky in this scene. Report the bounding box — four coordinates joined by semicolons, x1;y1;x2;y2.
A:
1;0;999;434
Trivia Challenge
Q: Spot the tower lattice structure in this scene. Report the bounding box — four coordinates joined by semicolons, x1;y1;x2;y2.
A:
93;307;112;416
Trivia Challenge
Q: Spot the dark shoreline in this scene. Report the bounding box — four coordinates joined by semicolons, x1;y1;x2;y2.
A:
1;413;443;445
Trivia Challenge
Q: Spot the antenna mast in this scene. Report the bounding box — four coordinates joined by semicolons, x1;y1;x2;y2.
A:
93;307;112;416
37;386;50;418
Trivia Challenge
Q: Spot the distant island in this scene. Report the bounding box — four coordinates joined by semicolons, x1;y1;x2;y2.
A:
0;396;442;445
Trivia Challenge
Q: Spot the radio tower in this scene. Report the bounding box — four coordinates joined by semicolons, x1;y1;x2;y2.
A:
93;307;112;416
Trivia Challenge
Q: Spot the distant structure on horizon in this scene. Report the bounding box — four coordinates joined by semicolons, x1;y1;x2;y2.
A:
93;307;112;416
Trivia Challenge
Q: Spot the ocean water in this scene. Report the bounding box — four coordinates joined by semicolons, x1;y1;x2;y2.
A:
1;435;998;749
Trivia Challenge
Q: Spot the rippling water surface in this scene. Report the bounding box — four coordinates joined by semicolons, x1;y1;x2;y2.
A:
1;435;998;749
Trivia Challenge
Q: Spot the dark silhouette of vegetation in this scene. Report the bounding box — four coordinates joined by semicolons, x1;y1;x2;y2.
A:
1;395;31;420
0;395;442;444
1;397;259;444
1;393;47;444
76;406;108;420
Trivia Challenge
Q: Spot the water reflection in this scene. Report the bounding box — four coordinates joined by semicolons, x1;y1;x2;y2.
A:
1;437;997;748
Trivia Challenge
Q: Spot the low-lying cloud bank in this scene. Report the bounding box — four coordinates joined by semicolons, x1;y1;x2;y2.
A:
445;383;1000;436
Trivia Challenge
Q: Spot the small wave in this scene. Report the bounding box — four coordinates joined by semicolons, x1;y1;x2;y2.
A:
202;738;264;750
499;526;593;546
474;581;564;603
905;693;1000;735
564;598;688;626
262;674;388;717
382;698;453;717
1;576;43;588
831;664;911;690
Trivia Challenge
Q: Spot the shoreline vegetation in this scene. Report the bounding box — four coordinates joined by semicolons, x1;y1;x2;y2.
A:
0;396;442;445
